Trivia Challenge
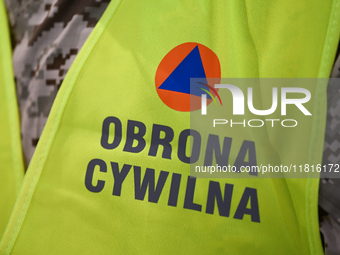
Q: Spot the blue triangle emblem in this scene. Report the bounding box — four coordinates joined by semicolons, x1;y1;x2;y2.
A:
159;46;211;98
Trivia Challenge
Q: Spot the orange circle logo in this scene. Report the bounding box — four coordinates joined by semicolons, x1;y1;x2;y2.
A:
155;43;221;112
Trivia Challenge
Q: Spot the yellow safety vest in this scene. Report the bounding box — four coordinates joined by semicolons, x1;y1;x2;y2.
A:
1;0;340;254
0;0;24;241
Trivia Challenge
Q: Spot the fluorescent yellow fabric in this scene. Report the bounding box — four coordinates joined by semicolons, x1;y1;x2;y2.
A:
0;0;340;254
0;0;24;240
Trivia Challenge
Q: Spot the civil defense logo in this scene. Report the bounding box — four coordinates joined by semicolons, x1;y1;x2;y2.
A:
155;42;222;112
155;42;312;127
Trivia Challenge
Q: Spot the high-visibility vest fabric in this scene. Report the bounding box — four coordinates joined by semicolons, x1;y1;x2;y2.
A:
1;0;340;254
0;0;24;241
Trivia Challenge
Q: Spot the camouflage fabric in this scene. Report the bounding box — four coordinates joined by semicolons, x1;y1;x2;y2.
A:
319;55;340;255
4;0;110;167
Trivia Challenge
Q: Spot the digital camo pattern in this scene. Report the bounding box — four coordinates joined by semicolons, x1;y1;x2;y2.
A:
5;0;110;167
319;56;340;255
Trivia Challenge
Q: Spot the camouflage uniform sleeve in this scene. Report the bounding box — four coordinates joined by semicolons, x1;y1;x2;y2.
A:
4;0;110;167
320;51;340;255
